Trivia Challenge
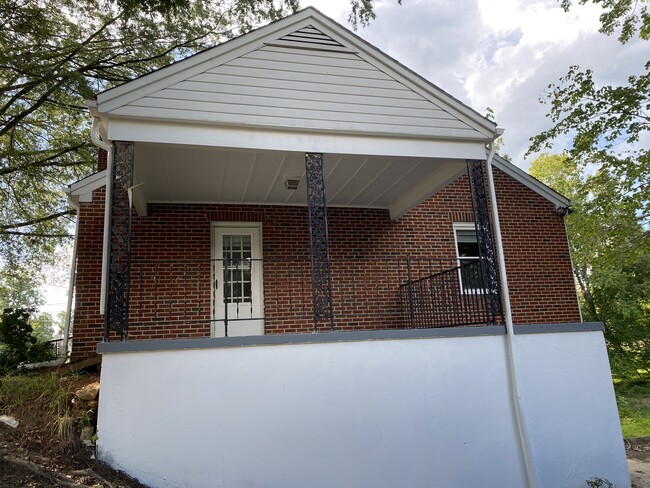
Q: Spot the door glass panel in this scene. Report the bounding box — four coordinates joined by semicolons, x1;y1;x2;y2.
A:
223;235;253;304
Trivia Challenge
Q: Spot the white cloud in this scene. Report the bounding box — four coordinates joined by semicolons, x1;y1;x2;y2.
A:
304;0;644;169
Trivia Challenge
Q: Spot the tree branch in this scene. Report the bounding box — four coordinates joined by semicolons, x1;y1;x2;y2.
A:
0;210;75;230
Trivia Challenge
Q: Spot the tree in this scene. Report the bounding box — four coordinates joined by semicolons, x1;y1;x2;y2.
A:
529;0;649;231
560;0;649;43
0;308;57;373
0;264;44;311
0;0;388;278
0;0;303;270
31;311;56;342
529;153;650;375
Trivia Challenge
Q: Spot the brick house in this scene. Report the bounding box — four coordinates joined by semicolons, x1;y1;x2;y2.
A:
67;9;631;488
64;7;582;360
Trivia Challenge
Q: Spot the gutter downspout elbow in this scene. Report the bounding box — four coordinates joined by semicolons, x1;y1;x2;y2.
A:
90;117;113;317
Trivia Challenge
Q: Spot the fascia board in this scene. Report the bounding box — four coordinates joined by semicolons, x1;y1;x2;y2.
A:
67;169;107;196
96;9;321;114
492;155;570;208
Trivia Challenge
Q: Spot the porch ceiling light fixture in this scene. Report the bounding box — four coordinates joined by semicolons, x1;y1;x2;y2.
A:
284;177;301;190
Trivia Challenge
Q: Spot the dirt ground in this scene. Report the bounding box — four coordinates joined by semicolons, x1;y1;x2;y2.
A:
627;437;650;488
0;371;146;488
0;429;147;487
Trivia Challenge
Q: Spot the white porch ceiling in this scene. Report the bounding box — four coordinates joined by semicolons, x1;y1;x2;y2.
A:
133;142;467;219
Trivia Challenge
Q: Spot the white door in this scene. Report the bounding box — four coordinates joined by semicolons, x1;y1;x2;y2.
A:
212;225;264;337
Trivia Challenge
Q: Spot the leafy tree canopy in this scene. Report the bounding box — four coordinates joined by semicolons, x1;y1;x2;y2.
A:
529;0;649;232
0;0;387;279
530;153;650;375
561;0;650;43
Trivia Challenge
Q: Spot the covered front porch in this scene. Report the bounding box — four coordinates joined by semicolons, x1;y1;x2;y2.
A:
101;136;504;342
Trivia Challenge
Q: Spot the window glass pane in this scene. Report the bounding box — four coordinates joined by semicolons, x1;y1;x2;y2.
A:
456;229;479;257
456;229;476;242
222;234;253;304
455;227;490;291
459;258;484;289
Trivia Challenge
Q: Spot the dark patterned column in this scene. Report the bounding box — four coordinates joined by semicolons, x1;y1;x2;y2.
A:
104;141;134;341
467;159;503;323
305;153;334;331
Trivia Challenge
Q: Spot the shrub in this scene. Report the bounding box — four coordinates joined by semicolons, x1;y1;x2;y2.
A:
0;308;57;374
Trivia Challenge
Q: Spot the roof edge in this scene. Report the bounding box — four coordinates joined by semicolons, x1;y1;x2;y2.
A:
492;154;570;208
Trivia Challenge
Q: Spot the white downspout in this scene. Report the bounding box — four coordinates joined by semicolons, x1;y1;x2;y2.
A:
90;117;113;316
485;140;538;488
21;194;81;369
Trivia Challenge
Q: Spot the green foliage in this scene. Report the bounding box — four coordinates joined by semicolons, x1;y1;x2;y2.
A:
31;311;57;342
0;0;303;275
615;377;650;437
530;1;649;244
0;308;57;373
0;265;44;310
0;0;392;283
529;153;650;375
347;0;401;29
0;372;62;406
586;477;615;488
561;0;649;43
529;64;649;221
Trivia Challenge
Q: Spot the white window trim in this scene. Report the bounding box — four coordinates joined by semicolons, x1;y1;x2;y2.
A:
452;222;484;295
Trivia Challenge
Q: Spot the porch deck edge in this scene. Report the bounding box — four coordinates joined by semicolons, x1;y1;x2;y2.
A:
96;322;603;354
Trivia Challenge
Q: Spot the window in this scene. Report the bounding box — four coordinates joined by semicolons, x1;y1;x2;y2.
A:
453;224;486;292
222;234;253;304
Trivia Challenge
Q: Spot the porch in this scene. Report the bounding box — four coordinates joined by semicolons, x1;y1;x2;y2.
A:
101;140;504;342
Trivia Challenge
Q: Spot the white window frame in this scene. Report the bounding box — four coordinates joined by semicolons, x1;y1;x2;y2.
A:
452;222;484;294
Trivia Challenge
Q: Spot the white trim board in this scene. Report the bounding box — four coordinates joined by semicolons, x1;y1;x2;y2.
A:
65;169;107;204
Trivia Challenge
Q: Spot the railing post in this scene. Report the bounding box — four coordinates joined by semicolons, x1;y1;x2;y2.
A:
305;153;334;332
467;159;503;324
104;141;134;341
406;255;415;327
223;256;229;337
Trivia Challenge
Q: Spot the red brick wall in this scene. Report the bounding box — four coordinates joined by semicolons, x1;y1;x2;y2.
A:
71;169;581;359
72;188;106;359
97;149;107;172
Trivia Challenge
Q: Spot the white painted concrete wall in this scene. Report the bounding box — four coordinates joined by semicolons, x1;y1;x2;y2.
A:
97;331;630;488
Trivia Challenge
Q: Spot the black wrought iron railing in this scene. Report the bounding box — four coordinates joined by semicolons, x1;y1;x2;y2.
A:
399;259;501;328
105;257;501;340
46;336;71;358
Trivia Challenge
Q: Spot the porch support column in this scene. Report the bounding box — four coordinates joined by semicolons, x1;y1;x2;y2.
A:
305;153;334;332
104;141;134;341
467;159;503;323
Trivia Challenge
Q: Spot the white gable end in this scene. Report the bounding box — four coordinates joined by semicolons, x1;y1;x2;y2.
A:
102;15;493;141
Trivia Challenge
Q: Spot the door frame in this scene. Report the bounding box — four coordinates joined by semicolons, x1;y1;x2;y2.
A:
211;222;264;337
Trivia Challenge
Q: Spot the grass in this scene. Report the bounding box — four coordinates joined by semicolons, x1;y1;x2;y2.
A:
614;374;650;438
0;371;96;453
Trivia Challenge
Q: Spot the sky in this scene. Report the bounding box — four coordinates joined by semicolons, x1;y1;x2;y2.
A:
40;0;647;317
304;0;647;166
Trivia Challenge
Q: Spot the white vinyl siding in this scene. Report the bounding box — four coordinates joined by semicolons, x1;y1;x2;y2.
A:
112;34;485;139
